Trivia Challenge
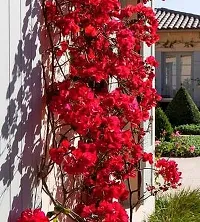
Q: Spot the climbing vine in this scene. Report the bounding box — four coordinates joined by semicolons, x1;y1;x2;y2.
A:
17;0;181;221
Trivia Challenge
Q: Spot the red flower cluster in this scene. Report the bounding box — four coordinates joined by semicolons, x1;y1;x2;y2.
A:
155;158;182;189
44;0;164;220
18;0;176;222
81;201;129;222
17;209;49;222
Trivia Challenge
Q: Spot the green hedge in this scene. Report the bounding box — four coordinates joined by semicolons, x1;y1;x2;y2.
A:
155;107;173;140
175;124;200;135
166;87;200;126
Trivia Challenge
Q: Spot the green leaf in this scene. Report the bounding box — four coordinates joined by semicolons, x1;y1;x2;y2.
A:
53;217;59;222
63;208;71;215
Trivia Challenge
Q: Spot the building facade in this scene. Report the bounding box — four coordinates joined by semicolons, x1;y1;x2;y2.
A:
156;8;200;107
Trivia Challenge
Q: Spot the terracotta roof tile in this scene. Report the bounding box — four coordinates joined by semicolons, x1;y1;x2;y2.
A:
156;8;200;30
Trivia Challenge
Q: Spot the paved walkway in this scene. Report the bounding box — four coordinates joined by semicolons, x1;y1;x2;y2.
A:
172;157;200;190
159;157;200;195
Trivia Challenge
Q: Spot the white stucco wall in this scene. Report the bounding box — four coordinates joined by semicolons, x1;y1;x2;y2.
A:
0;0;42;221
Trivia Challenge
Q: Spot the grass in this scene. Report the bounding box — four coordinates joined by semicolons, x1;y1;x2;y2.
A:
148;189;200;222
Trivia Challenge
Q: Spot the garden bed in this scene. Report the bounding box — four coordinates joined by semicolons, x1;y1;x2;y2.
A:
156;135;200;157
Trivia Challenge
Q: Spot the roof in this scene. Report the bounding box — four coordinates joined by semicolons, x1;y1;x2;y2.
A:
155;8;200;30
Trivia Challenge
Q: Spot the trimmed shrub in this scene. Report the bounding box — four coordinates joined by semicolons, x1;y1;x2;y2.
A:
175;124;200;135
166;86;200;126
149;189;200;222
155;107;173;140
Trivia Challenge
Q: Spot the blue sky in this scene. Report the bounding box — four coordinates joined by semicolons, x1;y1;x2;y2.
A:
155;0;200;14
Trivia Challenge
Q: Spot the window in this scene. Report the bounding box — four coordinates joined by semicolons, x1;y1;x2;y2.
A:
162;52;193;98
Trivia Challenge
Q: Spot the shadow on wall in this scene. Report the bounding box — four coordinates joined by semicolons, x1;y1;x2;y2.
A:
0;0;42;221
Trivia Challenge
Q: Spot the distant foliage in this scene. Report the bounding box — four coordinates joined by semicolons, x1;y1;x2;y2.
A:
175;124;200;135
155;107;173;140
166;87;200;126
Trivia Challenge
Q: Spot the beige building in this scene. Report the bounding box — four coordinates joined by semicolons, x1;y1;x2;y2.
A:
155;8;200;107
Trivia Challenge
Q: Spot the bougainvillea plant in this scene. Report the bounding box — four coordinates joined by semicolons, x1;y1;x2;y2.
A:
17;0;181;221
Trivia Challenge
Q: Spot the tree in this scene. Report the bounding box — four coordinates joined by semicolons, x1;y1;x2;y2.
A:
166;86;200;126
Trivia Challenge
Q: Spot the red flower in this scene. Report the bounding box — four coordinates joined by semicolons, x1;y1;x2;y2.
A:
145;56;159;67
49;140;70;165
17;209;49;222
142;152;153;164
156;158;182;186
81;201;128;222
85;25;98;37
